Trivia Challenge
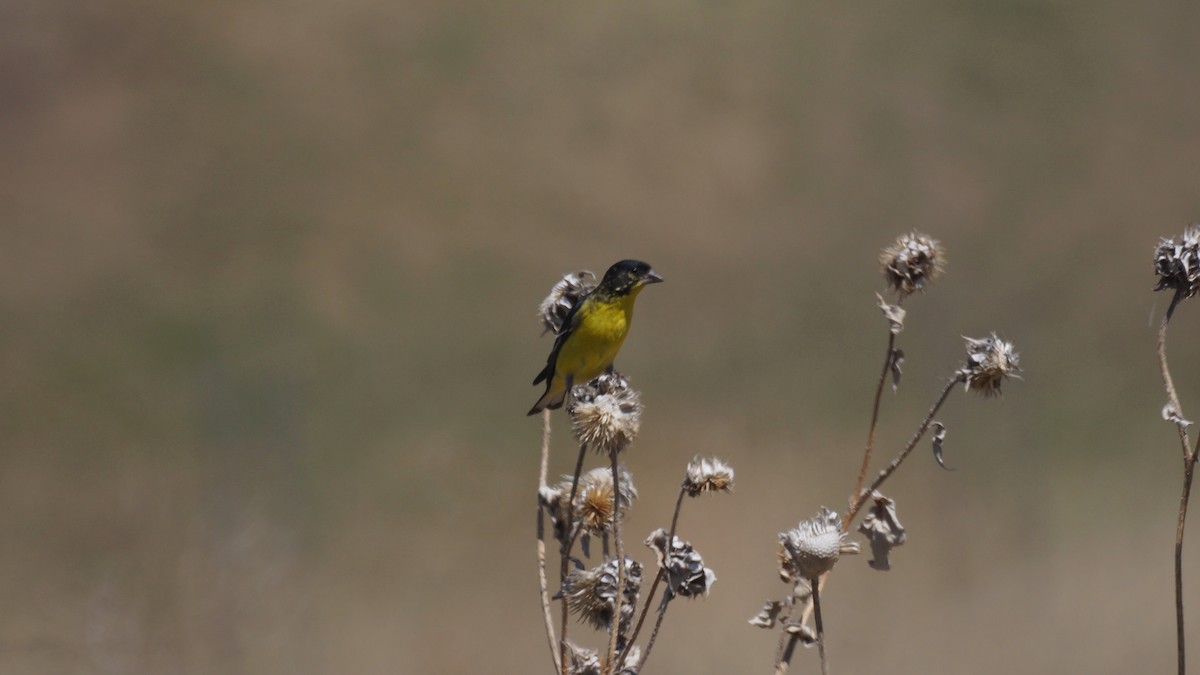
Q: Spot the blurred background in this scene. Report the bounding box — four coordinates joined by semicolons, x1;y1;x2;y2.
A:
2;0;1199;672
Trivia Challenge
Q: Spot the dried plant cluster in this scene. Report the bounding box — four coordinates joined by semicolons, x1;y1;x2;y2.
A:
880;231;946;297
540;271;597;335
1151;224;1200;675
568;373;643;456
533;272;734;675
777;508;860;582
961;333;1021;397
530;236;1021;674
1154;225;1200;319
750;232;1020;675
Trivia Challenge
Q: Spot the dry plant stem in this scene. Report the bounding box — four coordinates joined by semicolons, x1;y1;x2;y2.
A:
847;375;962;525
633;485;687;671
541;410;552;487
1175;452;1197;675
774;632;799;675
1159;318;1193;462
1160;317;1196;675
781;362;957;673
639;595;672;673
619;484;687;669
605;450;626;675
537;410;560;673
810;576;829;675
774;573;830;674
772;594;795;675
850;325;898;516
559;443;588;675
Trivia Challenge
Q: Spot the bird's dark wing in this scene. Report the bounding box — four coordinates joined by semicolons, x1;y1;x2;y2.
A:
532;291;590;386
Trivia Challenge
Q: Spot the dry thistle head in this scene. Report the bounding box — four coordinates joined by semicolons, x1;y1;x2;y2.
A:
683;456;735;497
778;507;859;582
568;372;642;454
646;528;717;599
856;492;906;571
539;270;596;335
563;557;643;633
960;333;1020;397
573;466;638;536
880;231;945;297
1154;225;1200;316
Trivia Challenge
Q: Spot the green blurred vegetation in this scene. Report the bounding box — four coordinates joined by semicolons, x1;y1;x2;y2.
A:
1;0;1198;672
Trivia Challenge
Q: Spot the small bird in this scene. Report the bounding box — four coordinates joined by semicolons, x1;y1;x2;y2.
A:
528;260;664;415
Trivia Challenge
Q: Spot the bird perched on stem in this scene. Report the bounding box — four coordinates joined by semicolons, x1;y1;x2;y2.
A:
528;260;663;415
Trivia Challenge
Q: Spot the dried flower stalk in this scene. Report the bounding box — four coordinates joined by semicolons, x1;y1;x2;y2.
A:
759;233;1019;675
533;269;728;675
1152;225;1200;675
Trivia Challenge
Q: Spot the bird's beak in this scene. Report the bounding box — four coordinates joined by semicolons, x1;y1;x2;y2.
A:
643;269;664;284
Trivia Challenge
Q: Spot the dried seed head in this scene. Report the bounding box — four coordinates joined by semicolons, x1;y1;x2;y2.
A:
880;231;945;297
683;457;735;497
564;642;601;675
960;333;1020;397
563;558;643;633
1154;226;1200;317
646;529;717;599
856;492;907;571
568;372;642;454
778;507;860;582
573;466;637;536
539;271;596;335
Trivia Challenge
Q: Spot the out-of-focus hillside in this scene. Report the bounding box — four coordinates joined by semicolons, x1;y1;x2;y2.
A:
1;0;1198;672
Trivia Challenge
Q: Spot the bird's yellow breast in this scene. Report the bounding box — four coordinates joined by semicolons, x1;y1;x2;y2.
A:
554;290;639;384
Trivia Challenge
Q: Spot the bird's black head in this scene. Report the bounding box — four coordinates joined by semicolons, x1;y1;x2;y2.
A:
598;259;664;296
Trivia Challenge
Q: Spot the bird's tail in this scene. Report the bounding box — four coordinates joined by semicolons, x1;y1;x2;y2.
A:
527;381;567;416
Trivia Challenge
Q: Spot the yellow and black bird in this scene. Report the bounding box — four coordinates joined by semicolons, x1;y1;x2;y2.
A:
528;260;663;415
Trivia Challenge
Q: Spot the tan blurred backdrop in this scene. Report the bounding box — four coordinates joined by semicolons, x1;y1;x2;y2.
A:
2;0;1200;673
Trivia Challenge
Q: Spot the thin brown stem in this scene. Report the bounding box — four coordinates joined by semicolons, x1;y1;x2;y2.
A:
623;574;661;667
1176;454;1196;675
777;573;829;674
536;411;560;673
1159;315;1195;675
540;409;552;487
559;444;588;675
772;594;797;675
1159;317;1192;463
667;484;686;539
850;330;897;517
639;594;672;672
774;632;798;675
619;484;686;669
811;576;829;675
847;374;962;525
605;451;626;675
